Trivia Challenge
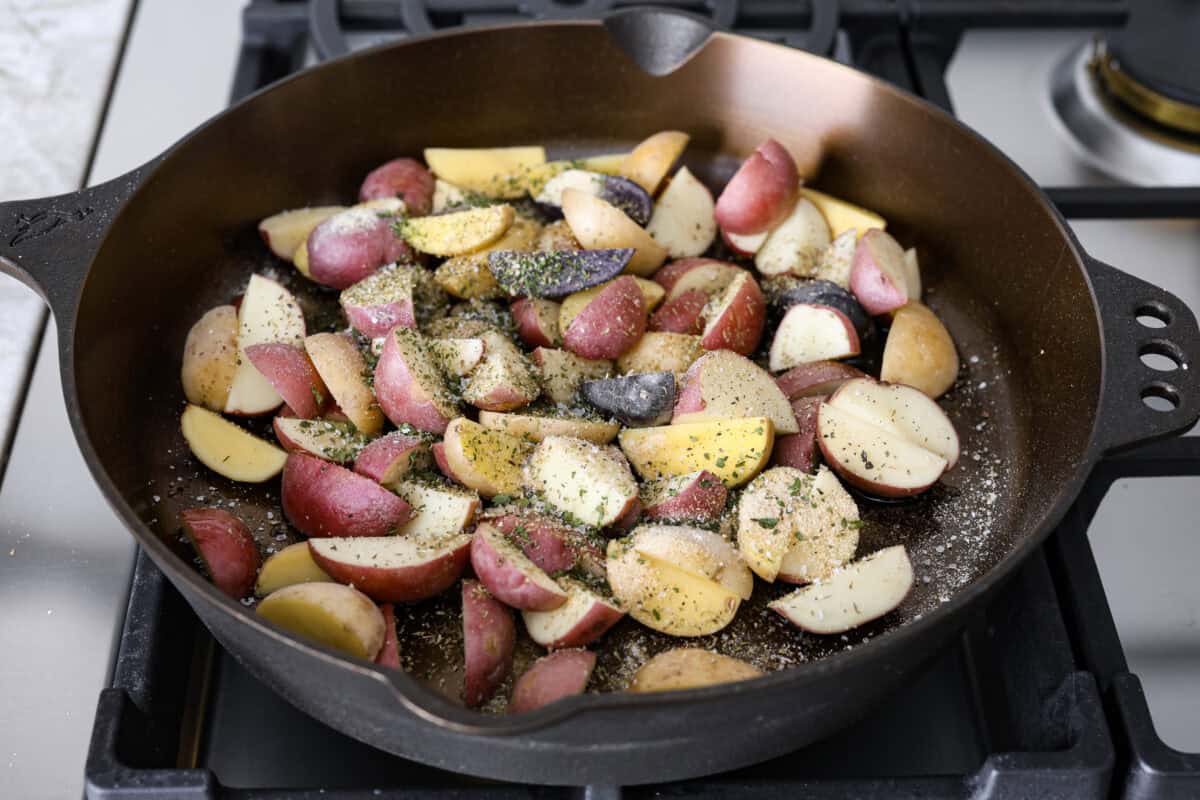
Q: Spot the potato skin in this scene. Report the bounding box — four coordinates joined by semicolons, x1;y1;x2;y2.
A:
307;208;410;289
353;432;430;484
462;580;516;708
509;649;596;714
358;157;435;215
309;536;471;603
181;305;239;412
714;139;799;235
641;470;727;524
180;508;260;598
628;648;762;693
650;289;707;334
244;343;328;419
484;511;604;576
771;396;824;473
374;329;457;434
281;454;413;538
563;276;647;360
375;604;402;669
880;302;959;398
700;272;766;356
469;524;567;612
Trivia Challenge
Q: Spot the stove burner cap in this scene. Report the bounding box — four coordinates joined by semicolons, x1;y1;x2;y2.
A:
1099;1;1200;135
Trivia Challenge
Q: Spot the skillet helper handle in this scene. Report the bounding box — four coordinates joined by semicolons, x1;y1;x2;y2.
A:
1086;256;1200;455
0;164;150;324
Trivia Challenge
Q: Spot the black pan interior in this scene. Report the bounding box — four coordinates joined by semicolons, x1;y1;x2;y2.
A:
68;26;1100;706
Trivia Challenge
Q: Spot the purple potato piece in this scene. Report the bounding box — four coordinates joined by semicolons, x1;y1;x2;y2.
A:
599;175;653;226
488;248;633;299
535;170;653;226
774;279;874;342
580;372;675;427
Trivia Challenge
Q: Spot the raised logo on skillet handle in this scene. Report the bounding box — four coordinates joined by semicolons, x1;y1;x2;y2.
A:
6;206;94;247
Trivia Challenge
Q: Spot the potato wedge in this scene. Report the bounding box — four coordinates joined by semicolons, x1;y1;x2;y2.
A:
305;333;384;435
477;409;619;444
559;276;664;330
435;216;540;299
561;189;667;276
618;417;773;487
181;404;287;482
523;436;640;528
531;347;612;405
439;417;534;498
180;508;260;598
673;350;798;434
255;541;334;597
770;545;913;634
181;305;239;412
259;206;345;261
880;301;958;398
401;205;515;257
628;648;762;693
618;131;690;195
800;187;885;240
424;146;547;198
616;332;702;377
257;582;385;660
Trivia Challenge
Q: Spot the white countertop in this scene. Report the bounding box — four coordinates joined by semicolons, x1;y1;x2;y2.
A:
0;2;243;797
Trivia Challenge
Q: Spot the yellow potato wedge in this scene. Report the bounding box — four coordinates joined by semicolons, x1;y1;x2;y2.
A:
618;417;773;487
628;648;762;693
618;131;690;195
434;216;540;299
259;206;345;261
559;276;665;330
255;541;335;597
561;189;667;276
616;332;703;377
180;404;287;482
607;537;741;636
293;240;311;277
181;305;239;412
424;146;547;198
401;205;515;257
800;187;885;240
257;582;385;660
440;417;534;498
477;410;620;444
880;301;959;399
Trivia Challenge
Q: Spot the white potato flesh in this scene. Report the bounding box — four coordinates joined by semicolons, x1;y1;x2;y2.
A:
225;274;305;415
769;545;913;634
646;167;717;258
828;379;959;467
754;196;831;277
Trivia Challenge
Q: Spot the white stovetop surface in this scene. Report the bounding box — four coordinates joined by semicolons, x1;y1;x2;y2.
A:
0;11;1196;800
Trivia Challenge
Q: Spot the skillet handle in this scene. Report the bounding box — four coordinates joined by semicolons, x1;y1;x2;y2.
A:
1086;256;1200;455
0;162;152;326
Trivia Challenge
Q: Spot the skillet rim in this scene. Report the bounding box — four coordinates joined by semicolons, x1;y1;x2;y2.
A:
61;19;1105;735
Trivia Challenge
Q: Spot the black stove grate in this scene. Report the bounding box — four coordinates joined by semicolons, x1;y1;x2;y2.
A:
86;2;1200;798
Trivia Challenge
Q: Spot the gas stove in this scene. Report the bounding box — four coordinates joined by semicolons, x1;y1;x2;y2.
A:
2;2;1199;798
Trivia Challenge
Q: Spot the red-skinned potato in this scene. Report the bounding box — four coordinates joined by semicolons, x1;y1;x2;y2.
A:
353;431;431;484
306;205;410;289
700;271;766;356
817;379;958;497
714;139;799;235
649;289;707;334
281;453;413;538
463;331;541;412
340;265;417;339
308;533;471;603
673;350;798;434
358;157;435;215
511;297;561;348
272;416;367;463
509;649;596;714
654;258;741;301
462;580;516;708
771;396;824;472
722;228;768;257
374;328;460;434
768;304;861;372
375;604;402;669
470;523;569;611
180;508;260;598
484;511;605;576
244;343;328;419
775;360;868;401
181;305;239;412
849;229;910;315
225;274;306;417
304;333;384;436
640;470;727;524
562;276;647;360
522;577;624;649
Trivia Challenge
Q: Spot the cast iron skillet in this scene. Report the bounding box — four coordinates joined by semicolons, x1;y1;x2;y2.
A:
1;9;1198;786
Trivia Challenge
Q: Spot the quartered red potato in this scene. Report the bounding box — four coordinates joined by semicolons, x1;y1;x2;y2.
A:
179;132;962;710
